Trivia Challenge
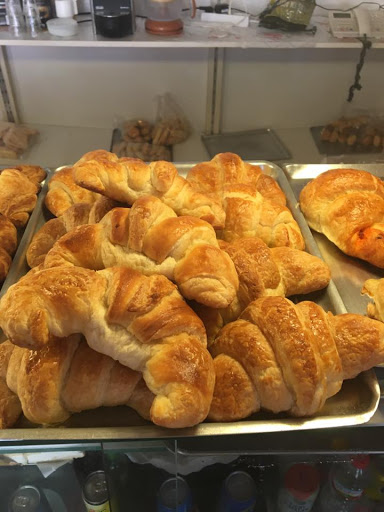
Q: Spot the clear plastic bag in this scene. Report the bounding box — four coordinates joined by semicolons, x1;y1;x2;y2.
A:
121;118;153;143
0;121;39;159
112;140;172;162
152;93;190;146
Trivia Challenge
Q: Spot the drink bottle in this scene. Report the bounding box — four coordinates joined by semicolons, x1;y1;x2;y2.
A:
316;455;371;512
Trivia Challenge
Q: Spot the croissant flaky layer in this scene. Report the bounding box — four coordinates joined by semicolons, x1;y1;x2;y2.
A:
27;197;119;268
0;266;215;428
186;152;287;206
0;335;153;427
43;196;239;309
193;237;331;341
72;150;226;229
300;168;384;268
209;296;384;422
45;166;100;217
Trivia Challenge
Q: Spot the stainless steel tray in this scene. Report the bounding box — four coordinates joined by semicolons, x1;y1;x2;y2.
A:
283;164;384;317
201;130;291;162
0;161;379;441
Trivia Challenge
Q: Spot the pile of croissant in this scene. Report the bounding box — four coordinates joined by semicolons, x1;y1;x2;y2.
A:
0;165;46;283
1;151;384;431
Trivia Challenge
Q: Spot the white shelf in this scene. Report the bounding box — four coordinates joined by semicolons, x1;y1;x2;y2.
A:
0;15;383;49
3;123;382;170
0;124;113;169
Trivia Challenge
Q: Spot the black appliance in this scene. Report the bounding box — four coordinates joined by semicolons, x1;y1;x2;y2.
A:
91;0;135;38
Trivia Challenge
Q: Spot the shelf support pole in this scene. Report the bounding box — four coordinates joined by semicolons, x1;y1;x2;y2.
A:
0;46;19;123
205;47;225;136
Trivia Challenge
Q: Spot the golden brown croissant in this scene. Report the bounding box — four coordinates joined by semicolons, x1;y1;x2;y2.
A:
45;166;100;217
26;196;119;268
43;196;239;309
72;150;225;229
300;168;384;268
187;152;286;206
13;165;46;186
218;183;305;249
193;237;331;341
362;278;384;321
0;169;39;227
0;336;153;427
209;296;384;422
0;266;215;428
0;214;17;282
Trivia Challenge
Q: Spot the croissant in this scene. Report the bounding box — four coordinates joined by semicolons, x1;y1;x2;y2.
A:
0;214;17;282
209;296;384;422
27;196;119;268
361;278;384;322
45;166;100;217
187;152;286;206
0;335;153;427
13;165;47;186
193;237;331;341
72;150;225;229
300;168;384;268
43;196;239;309
0;169;39;227
218;183;305;249
0;266;215;428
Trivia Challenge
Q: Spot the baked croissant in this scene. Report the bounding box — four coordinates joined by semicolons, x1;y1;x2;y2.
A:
362;278;384;322
0;335;153;426
300;168;384;268
0;266;215;428
13;165;46;187
0;169;39;227
193;237;331;341
187;152;286;206
218;183;305;249
209;296;384;421
0;214;17;282
45;166;100;217
43;196;239;309
72;150;225;229
27;196;119;268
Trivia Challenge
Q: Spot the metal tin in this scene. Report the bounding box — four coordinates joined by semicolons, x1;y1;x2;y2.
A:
157;477;193;512
8;485;47;512
0;160;379;441
218;471;257;512
83;471;111;512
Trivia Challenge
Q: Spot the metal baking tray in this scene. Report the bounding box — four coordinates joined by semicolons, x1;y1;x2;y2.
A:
201;130;291;162
0;161;379;441
283;164;384;317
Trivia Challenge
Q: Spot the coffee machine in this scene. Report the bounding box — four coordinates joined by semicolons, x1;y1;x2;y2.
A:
91;0;135;38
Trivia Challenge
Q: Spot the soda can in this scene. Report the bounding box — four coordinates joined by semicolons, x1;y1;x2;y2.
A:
218;471;257;512
157;476;194;512
8;485;51;512
82;470;111;512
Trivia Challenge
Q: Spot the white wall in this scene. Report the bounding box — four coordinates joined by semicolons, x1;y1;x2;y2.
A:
6;46;209;132
221;48;384;131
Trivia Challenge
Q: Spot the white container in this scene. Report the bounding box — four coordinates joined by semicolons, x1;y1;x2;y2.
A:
47;17;78;35
55;0;75;18
277;464;320;512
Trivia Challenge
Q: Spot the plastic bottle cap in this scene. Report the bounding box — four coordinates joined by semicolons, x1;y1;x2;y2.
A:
47;17;78;36
352;455;370;470
284;464;320;500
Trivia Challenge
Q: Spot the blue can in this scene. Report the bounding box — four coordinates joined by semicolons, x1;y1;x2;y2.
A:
157;476;194;512
218;471;257;512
